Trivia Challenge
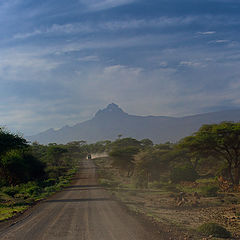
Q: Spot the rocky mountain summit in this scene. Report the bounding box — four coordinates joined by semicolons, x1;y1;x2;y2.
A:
28;103;240;144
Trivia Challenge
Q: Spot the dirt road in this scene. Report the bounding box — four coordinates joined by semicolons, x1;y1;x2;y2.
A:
0;159;162;240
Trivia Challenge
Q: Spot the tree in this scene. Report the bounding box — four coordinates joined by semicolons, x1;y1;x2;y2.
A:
109;138;142;177
140;139;154;149
0;128;27;156
109;146;139;177
134;148;172;187
0;149;45;185
179;122;240;185
46;145;68;167
110;137;142;149
118;134;122;139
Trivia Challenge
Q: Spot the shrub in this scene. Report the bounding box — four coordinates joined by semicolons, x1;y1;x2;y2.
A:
163;184;179;193
200;185;219;197
170;165;199;183
25;186;42;196
2;186;19;197
99;179;120;188
134;172;148;189
44;186;58;193
149;181;162;189
43;178;57;187
0;179;8;188
197;223;231;238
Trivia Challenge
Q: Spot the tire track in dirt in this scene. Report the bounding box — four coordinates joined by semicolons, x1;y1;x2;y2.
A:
0;159;163;240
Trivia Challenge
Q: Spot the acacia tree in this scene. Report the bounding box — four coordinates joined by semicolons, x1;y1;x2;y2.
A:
0;128;27;156
179;122;240;185
0;129;44;185
109;138;142;177
109;146;139;177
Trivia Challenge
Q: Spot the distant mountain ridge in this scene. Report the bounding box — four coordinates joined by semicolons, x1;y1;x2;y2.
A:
28;103;240;144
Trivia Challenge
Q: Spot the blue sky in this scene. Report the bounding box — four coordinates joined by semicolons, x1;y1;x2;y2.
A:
1;0;240;135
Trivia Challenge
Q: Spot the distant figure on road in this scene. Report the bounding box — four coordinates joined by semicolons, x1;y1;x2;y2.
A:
87;154;92;159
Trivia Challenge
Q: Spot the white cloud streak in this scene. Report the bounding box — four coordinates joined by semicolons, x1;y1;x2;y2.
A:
12;16;199;40
198;31;216;35
80;0;136;11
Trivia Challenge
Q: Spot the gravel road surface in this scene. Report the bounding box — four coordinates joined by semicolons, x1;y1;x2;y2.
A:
0;159;162;240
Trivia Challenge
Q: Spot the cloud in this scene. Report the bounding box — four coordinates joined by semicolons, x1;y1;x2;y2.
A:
12;16;199;40
208;39;231;45
80;0;136;11
13;23;92;39
179;61;203;67
1;0;240;136
215;39;230;43
78;55;99;62
198;31;216;35
0;49;62;82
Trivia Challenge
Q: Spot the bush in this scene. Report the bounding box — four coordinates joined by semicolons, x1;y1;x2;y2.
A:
197;223;231;238
149;181;162;189
170;166;199;183
44;186;59;193
200;185;219;197
0;179;8;188
99;179;120;188
2;186;19;197
134;171;148;189
25;186;42;196
43;178;57;187
163;184;179;193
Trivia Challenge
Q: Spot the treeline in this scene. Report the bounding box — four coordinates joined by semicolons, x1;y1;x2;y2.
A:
0;128;113;220
108;122;240;189
1;121;239;199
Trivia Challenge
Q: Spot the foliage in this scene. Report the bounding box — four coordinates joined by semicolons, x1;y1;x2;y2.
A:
170;165;199;183
0;150;45;185
200;185;219;197
179;122;240;185
45;145;68;167
0;128;27;156
134;148;170;188
110;146;139;177
148;181;162;189
140;139;153;149
109;138;142;177
197;223;231;238
0;128;85;221
98;179;120;188
110;137;142;149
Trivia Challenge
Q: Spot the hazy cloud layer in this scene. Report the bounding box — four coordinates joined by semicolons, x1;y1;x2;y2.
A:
0;0;240;135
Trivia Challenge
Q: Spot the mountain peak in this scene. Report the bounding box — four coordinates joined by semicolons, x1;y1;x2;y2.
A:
94;103;126;117
106;103;122;111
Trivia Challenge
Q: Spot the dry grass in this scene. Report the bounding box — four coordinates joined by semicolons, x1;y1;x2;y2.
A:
94;157;240;239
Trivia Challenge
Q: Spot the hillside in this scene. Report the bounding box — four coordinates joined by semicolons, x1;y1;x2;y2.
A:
28;103;240;144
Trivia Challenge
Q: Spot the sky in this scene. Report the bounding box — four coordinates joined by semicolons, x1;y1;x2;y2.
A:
1;0;240;136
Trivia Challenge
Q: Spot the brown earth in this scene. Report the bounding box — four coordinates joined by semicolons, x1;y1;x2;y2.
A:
94;157;240;240
113;189;240;239
0;159;165;240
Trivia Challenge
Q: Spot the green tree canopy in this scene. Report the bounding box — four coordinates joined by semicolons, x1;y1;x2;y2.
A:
109;146;139;177
179;122;240;185
0;149;45;185
140;138;154;149
0;128;27;156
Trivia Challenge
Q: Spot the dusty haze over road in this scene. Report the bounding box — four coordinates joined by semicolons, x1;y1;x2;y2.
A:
0;159;161;240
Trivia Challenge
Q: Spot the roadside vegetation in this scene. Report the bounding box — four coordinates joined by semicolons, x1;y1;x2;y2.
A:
94;122;240;239
1;121;240;238
0;129;107;222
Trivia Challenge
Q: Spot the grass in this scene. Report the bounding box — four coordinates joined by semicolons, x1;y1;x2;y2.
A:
93;156;240;239
197;223;231;238
0;166;79;222
0;206;28;221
